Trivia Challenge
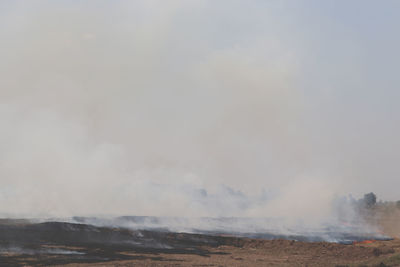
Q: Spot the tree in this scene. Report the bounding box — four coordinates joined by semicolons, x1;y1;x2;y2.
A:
363;192;377;208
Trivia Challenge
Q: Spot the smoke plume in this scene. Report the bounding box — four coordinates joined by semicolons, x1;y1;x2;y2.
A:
0;1;399;228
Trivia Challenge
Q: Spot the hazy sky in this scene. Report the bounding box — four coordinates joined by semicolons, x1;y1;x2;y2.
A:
0;0;399;218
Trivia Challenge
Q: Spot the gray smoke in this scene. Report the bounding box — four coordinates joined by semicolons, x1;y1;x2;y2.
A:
0;1;399;229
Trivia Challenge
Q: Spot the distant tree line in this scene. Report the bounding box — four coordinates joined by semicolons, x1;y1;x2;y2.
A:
358;192;400;210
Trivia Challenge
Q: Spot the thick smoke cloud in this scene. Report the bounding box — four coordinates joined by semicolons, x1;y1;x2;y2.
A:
0;1;399;222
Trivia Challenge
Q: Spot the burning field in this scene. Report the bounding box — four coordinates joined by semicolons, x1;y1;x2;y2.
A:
2;1;400;266
1;205;400;267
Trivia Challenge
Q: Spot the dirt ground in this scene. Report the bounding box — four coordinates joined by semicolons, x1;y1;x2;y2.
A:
46;238;400;267
2;208;400;267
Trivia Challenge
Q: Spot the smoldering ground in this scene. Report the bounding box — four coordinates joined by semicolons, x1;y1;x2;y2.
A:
0;0;400;232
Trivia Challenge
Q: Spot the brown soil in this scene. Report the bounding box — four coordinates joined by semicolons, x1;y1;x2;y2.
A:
1;215;400;267
51;238;400;267
2;238;397;267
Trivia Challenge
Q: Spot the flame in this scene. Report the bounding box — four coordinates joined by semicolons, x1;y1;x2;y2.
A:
353;240;375;245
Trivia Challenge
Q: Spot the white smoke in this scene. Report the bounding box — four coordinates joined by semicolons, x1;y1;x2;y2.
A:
0;0;399;228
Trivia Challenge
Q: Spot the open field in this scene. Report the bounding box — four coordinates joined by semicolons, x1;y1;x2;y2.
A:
0;217;399;267
58;238;400;267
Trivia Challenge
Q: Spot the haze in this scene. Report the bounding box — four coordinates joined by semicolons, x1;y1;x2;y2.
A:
0;1;399;221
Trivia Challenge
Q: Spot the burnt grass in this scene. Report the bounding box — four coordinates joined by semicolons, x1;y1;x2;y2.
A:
0;219;394;266
0;220;237;266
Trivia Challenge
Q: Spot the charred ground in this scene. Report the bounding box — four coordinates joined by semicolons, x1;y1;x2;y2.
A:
0;218;399;266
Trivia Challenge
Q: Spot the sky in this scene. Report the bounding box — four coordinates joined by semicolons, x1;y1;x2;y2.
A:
0;0;399;219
